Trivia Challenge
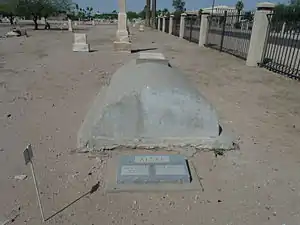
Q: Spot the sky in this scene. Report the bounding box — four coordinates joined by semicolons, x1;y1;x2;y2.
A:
74;0;290;13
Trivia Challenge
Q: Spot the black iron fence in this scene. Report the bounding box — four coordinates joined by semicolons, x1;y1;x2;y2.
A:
172;16;180;36
183;15;201;43
159;18;163;31
206;11;253;59
165;17;170;33
260;13;300;79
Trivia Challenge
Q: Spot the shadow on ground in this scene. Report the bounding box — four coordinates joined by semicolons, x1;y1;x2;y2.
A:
131;47;157;53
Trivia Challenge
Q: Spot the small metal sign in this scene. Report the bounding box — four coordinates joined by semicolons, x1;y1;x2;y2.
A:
23;144;45;221
23;144;34;165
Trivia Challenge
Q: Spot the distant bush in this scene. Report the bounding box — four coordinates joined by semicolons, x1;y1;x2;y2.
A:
234;22;241;29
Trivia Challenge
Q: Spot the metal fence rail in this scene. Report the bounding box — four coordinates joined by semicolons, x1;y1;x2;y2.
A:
260;13;300;79
183;15;201;43
206;11;253;60
172;17;180;36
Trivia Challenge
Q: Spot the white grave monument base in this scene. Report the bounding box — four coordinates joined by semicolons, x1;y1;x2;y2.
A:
73;33;90;52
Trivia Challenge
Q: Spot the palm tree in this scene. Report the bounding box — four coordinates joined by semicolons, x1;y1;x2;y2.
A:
235;0;244;22
235;0;244;15
145;0;151;26
162;8;169;16
151;0;156;27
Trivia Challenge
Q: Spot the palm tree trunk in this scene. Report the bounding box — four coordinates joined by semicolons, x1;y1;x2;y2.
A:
145;0;151;26
151;0;156;28
33;16;38;30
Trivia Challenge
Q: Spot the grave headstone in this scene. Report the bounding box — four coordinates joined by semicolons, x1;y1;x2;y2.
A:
72;33;90;52
139;24;145;32
114;0;131;52
117;155;191;184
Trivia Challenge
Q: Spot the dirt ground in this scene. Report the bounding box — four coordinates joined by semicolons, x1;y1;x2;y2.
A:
1;24;300;225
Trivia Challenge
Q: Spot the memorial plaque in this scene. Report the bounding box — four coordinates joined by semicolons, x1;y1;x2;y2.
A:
155;165;187;176
121;165;149;176
134;155;170;164
117;155;191;184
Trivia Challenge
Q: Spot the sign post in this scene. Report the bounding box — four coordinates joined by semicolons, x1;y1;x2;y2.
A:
23;144;45;222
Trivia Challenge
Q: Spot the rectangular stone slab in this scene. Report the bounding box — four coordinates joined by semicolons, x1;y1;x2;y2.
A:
136;52;169;65
74;33;87;44
117;155;191;184
105;155;202;193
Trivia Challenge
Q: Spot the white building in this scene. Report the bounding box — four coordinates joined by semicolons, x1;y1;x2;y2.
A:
201;5;238;15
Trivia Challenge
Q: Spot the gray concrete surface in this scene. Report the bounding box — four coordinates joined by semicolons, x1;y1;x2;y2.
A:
78;57;233;151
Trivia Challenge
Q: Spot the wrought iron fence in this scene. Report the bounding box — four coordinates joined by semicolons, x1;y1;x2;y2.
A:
165;17;170;33
205;11;253;60
159;18;163;31
260;13;300;79
183;15;201;43
172;16;180;36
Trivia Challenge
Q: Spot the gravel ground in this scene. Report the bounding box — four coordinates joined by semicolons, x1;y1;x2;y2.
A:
0;24;300;225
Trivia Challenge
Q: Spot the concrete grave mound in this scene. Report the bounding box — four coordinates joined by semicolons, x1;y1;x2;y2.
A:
78;53;234;151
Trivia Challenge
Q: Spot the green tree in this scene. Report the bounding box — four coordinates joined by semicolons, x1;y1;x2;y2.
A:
15;0;72;29
0;0;19;25
139;5;147;19
172;0;185;12
242;11;253;21
127;11;139;20
290;0;300;5
235;0;244;15
156;9;162;16
86;6;93;18
162;8;169;15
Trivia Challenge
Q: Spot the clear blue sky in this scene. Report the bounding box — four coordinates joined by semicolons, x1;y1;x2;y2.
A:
74;0;289;13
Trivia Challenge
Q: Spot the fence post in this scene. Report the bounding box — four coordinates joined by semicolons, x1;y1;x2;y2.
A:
199;12;210;47
189;16;193;41
162;16;166;32
246;2;275;67
179;13;187;38
281;22;286;36
157;16;161;30
169;15;174;34
220;11;227;52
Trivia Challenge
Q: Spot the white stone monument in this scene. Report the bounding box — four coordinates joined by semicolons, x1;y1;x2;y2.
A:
68;18;73;32
114;0;131;52
139;24;145;32
73;33;90;52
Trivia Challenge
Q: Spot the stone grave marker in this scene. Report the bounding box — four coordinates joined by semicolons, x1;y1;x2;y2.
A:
139;24;145;32
73;33;90;52
117;155;191;184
